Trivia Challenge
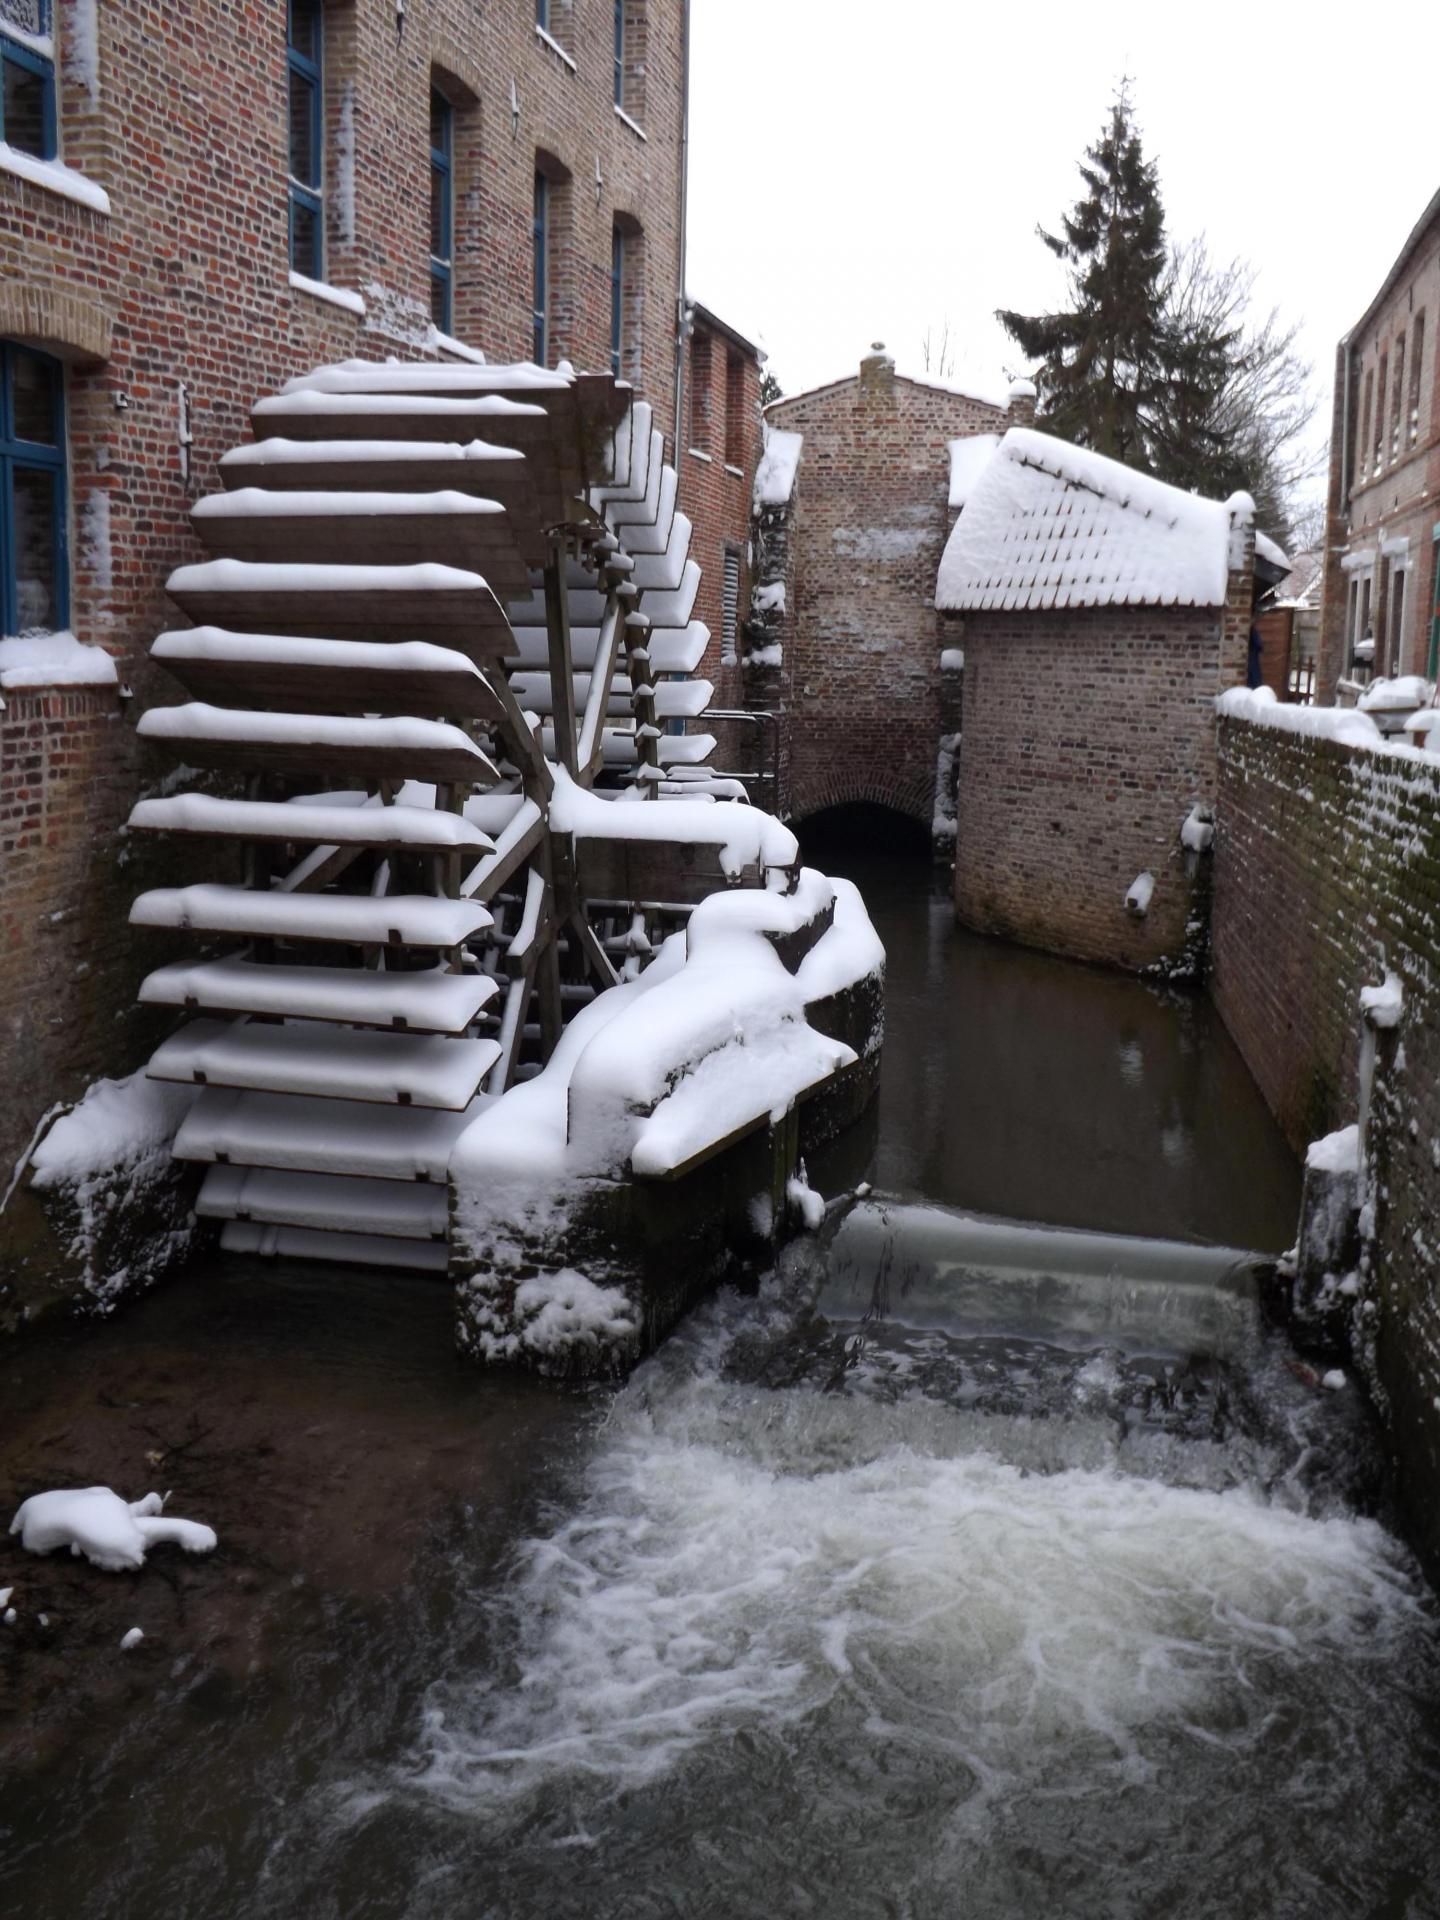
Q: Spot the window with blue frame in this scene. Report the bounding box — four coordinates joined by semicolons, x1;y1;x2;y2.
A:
1;341;68;637
610;226;624;378
613;0;624;107
1;0;57;160
532;171;548;366
287;0;324;279
429;88;453;334
535;0;548;28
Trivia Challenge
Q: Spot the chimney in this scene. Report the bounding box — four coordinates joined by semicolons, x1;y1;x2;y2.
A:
1007;377;1037;430
859;340;895;393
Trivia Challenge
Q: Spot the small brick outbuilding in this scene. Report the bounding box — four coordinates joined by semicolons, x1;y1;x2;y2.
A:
936;429;1257;973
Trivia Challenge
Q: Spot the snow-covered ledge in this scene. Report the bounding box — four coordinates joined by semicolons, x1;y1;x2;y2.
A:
534;22;577;69
0;143;110;215
0;631;119;692
288;271;367;317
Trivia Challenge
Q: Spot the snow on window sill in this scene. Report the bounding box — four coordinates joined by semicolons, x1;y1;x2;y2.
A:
0;630;120;693
428;326;486;365
0;143;111;214
724;463;745;479
534;23;577;71
687;446;713;463
614;105;647;141
289;271;367;317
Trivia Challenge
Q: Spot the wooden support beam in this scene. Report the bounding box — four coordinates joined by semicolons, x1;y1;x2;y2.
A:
543;549;580;779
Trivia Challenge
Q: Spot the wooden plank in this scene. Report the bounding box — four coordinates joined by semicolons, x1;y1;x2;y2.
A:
131;884;492;949
139;954;499;1034
152;650;506;723
165;583;516;658
128;793;494;858
191;504;531;596
134;727;499;789
147;1018;501;1111
543;554;580;778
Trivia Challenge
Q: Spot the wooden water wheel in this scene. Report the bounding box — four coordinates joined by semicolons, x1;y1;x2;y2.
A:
127;359;744;1270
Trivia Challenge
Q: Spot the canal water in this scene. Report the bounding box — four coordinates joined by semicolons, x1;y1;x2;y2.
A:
4;833;1439;1919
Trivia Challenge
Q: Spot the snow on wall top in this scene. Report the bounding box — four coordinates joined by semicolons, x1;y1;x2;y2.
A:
947;435;1000;510
935;428;1243;614
1255;530;1290;574
753;426;803;509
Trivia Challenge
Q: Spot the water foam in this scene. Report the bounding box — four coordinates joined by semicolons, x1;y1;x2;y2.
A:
409;1362;1428;1823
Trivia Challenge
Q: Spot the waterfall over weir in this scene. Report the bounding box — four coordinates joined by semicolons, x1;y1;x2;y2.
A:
256;1198;1439;1920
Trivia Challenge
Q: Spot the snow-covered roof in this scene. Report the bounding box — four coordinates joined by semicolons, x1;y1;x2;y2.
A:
947;434;1000;510
935;429;1249;613
1268;547;1324;609
768;363;1007;417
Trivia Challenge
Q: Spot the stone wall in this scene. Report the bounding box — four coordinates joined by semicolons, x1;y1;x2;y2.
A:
1212;713;1440;1573
953;606;1241;972
761;353;1005;828
0;0;686;1176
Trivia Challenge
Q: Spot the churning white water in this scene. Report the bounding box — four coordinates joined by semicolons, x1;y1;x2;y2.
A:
359;1210;1440;1920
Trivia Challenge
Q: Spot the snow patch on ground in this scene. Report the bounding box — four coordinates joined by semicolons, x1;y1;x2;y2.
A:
10;1488;217;1573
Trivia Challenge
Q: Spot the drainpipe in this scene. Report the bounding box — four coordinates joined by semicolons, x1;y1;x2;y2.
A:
672;0;691;462
1339;336;1352;520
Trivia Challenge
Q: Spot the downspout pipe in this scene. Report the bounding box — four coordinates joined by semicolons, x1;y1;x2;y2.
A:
672;0;691;462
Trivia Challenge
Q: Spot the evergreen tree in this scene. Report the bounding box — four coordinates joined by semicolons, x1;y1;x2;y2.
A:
997;85;1168;466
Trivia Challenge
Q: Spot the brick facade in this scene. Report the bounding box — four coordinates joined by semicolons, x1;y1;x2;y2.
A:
1319;191;1440;702
1211;713;1440;1575
757;350;1006;827
952;604;1248;971
676;303;762;774
0;0;686;1172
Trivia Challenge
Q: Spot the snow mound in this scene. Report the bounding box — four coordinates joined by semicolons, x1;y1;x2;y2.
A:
753;427;803;508
10;1488;218;1573
1306;1124;1359;1175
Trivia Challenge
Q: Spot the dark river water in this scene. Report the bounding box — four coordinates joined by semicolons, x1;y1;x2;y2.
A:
4;833;1439;1920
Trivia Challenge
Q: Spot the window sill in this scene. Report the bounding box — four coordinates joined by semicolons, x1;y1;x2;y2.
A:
614;105;647;141
724;463;745;479
0;142;110;214
534;23;577;71
428;326;486;365
289;271;367;317
687;447;713;463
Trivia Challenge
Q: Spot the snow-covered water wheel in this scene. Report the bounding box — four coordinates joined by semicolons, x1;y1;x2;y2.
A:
126;360;738;1271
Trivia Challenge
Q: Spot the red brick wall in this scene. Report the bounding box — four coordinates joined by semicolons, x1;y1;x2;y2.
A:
0;0;685;1169
761;357;1005;826
953;605;1238;971
1211;713;1440;1575
1320;201;1440;698
677;317;762;760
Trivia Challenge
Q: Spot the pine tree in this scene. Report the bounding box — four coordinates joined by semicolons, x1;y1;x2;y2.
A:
997;85;1168;467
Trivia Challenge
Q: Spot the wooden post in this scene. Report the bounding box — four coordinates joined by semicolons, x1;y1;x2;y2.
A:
543;542;580;778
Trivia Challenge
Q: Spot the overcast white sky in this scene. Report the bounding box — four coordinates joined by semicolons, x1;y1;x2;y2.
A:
688;0;1437;499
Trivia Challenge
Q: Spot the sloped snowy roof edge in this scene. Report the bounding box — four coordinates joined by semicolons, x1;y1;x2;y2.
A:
935;429;1246;614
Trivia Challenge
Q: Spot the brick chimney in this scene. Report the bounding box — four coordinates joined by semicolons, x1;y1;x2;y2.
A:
1007;378;1037;430
859;341;895;393
1222;490;1257;686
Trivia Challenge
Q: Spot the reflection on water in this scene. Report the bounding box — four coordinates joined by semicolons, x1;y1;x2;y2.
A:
1;814;1421;1920
799;820;1301;1251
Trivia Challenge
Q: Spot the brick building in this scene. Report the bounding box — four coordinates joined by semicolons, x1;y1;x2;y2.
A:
745;346;1010;830
676;299;763;769
0;0;695;1175
1318;187;1440;701
937;428;1257;972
